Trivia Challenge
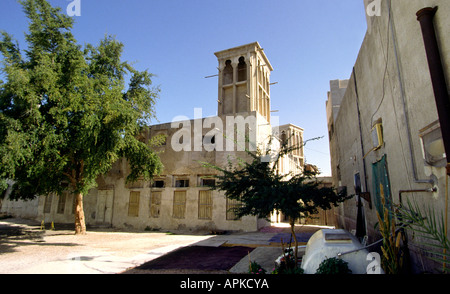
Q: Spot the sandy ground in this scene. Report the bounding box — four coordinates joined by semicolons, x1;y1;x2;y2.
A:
0;218;214;274
0;218;328;274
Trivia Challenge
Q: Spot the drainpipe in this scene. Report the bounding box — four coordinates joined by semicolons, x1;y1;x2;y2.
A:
353;67;369;195
416;7;450;176
352;67;368;240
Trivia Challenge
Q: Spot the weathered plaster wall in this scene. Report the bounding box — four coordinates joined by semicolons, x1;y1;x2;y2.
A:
328;0;449;272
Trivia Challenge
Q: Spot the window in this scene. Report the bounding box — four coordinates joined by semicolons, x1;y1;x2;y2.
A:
371;123;383;150
200;178;215;187
295;134;301;155
281;131;287;145
420;122;446;167
44;194;53;214
237;56;247;82
226;198;242;220
198;190;212;220
150;192;161;218
57;193;66;214
128;191;140;217
152;180;165;188
223;60;233;85
173;191;186;219
175;179;189;188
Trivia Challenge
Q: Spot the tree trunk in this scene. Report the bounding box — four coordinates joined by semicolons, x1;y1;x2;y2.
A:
74;192;86;235
290;219;299;266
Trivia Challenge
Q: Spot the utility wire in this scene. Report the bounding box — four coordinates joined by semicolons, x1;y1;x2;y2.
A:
370;0;392;127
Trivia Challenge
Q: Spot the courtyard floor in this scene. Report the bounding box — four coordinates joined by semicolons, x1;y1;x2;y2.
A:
0;217;328;274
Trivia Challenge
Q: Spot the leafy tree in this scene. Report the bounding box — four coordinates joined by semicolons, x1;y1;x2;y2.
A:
0;0;162;234
204;135;352;263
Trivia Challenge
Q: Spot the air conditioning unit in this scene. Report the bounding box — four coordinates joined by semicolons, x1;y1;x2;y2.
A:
372;123;383;150
419;121;446;167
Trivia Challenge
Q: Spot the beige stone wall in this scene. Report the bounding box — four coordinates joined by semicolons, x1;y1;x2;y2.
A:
0;42;303;234
328;0;449;272
1;111;272;232
104;111;272;232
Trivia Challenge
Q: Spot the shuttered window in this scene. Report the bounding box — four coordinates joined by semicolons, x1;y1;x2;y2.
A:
200;177;215;187
173;191;186;219
128;191;140;217
44;194;53;214
226;198;242;220
150;192;161;218
57;193;66;214
198;190;212;220
175;179;189;187
151;180;165;188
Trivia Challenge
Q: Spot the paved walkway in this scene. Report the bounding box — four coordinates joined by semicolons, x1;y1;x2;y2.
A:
0;218;330;274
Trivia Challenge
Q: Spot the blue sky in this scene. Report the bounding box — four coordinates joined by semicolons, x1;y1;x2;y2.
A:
1;0;368;176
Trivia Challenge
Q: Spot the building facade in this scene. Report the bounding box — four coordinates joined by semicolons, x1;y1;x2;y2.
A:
327;0;449;273
1;42;305;233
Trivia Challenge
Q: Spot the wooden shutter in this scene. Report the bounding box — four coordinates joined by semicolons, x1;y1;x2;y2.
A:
150;192;161;218
173;191;186;219
44;194;53;214
128;191;140;217
57;193;66;214
226;198;241;220
198;190;212;220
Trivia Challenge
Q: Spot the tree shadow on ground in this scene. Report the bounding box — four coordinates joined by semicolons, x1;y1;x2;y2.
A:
0;219;79;255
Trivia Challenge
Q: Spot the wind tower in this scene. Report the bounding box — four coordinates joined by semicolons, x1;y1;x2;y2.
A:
214;42;274;123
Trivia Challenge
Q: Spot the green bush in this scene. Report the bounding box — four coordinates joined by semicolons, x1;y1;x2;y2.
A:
271;252;304;274
249;261;267;274
315;257;352;274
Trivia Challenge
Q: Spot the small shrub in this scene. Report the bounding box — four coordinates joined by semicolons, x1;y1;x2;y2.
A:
249;261;266;274
315;257;352;274
271;253;304;274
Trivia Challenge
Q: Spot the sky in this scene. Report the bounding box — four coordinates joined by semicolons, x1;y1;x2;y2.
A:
0;0;369;176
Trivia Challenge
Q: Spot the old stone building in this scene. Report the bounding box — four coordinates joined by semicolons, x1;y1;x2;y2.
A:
327;0;449;273
1;42;305;233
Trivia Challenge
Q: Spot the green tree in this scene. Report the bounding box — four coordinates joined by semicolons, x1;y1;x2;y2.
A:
205;136;351;263
0;0;162;234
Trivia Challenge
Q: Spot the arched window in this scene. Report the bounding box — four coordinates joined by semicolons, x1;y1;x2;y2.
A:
281;131;287;145
223;60;233;85
237;56;247;82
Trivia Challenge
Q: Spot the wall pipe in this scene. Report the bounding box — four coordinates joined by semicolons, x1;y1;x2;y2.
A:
416;8;450;271
398;188;437;206
352;67;369;195
416;7;450;176
352;67;368;239
445;174;448;271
